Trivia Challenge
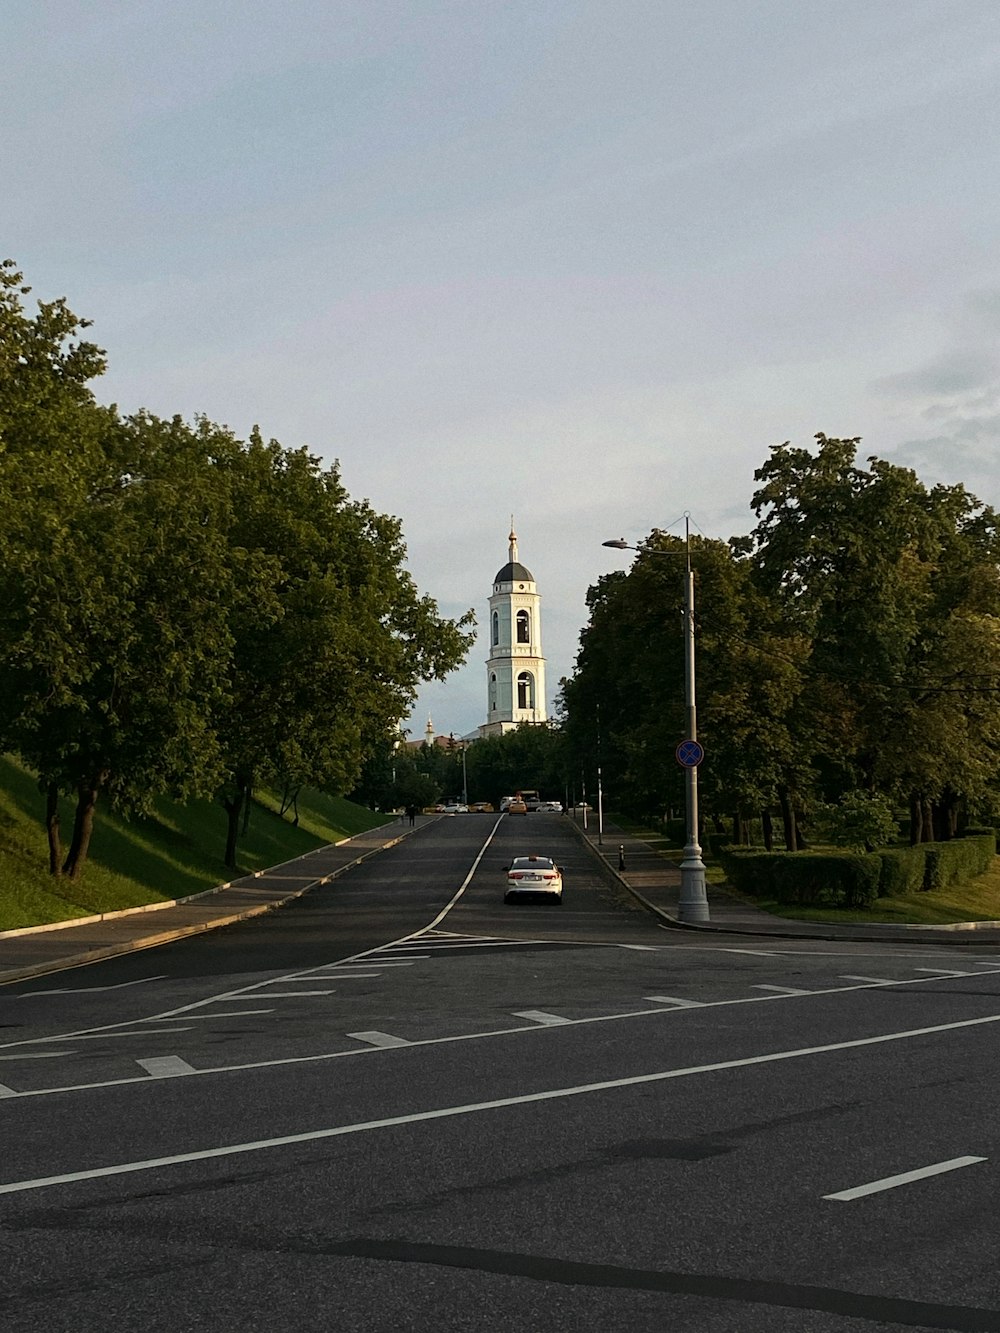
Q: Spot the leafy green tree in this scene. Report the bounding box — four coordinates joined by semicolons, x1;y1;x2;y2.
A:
211;431;473;866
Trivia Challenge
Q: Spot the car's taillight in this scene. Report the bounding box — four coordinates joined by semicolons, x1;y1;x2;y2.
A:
509;872;524;880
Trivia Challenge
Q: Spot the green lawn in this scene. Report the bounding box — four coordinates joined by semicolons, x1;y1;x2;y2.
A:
608;813;1000;925
0;755;392;932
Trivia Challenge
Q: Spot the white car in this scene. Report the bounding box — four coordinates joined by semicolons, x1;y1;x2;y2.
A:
536;801;564;814
504;855;564;904
441;802;468;814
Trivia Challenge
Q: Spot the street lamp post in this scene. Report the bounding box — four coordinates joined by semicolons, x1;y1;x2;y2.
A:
602;521;710;924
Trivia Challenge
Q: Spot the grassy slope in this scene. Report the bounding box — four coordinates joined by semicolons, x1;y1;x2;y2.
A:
0;755;392;931
610;814;1000;925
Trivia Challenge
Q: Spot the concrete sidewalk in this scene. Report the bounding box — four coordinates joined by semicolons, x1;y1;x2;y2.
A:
0;817;433;986
572;816;1000;946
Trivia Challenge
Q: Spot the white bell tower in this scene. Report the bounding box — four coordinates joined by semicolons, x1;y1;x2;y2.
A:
480;524;547;737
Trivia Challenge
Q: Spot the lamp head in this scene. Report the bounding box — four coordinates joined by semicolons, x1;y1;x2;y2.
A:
602;538;631;550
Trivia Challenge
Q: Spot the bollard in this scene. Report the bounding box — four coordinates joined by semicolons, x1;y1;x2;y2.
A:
618;844;626;871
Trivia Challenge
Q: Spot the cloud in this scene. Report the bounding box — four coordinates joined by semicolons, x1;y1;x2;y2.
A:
870;350;999;401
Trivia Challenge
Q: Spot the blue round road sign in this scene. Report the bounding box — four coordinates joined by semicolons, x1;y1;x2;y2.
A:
675;739;704;768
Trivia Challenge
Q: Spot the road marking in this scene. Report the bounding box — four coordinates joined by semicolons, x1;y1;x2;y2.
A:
752;985;813;995
24;1028;194;1043
513;1010;571;1026
0;1084;17;1097
839;975;894;985
619;944;659;951
255;991;336;997
5;1014;1000;1197
824;1156;987;1201
914;968;976;977
153;1011;273;1021
14;970;1000;1101
322;961;418;968
137;1056;196;1078
645;995;705;1007
0;1052;74;1060
18;975;169;996
721;949;784;957
346;1031;410;1048
316;972;381;979
420;816;505;932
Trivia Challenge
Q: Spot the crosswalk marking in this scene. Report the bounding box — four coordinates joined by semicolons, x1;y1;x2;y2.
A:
644;995;705;1007
346;1031;410;1048
513;1010;571;1026
137;1056;195;1077
753;984;812;995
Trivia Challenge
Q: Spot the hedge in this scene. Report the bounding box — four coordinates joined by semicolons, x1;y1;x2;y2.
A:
716;847;880;909
716;833;996;910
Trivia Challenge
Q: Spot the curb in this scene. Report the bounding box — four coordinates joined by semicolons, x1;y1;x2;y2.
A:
568;820;1000;947
0;821;428;986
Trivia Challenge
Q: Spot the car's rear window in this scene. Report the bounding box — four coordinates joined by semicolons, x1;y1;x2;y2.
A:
511;857;554;869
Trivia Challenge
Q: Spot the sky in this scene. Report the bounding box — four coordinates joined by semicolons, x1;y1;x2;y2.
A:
6;0;1000;738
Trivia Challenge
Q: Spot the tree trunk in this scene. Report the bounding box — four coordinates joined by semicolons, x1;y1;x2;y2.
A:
761;807;774;852
242;785;252;836
909;793;922;846
778;785;798;852
62;775;106;880
223;790;244;870
921;798;934;844
45;781;62;876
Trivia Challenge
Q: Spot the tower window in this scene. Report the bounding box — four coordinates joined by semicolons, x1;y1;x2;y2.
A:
516;609;530;644
491;611;499;647
490;672;497;711
517;671;535;711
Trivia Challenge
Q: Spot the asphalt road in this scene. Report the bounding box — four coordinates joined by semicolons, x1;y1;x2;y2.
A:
3;814;1000;1331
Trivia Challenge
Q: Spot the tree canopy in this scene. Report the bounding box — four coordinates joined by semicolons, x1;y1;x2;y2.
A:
0;261;473;875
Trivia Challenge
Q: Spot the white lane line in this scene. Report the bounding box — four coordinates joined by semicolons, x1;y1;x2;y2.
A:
137;1056;196;1078
752;984;813;995
645;995;705;1007
0;1084;17;1097
18;972;1000;1102
513;1010;571;1026
840;975;894;985
619;944;659;951
6;1014;1000;1197
721;948;785;957
315;972;381;980
8;1029;193;1045
153;1011;273;1021
346;1031;410;1048
914;968;976;977
18;975;169;996
255;990;336;998
824;1156;987;1202
419;816;505;932
321;961;417;969
0;1052;74;1060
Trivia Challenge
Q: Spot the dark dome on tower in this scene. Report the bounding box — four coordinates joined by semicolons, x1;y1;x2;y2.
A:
494;559;534;584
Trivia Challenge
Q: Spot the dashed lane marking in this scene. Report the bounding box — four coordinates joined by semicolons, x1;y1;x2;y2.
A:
824;1156;987;1202
645;995;705;1007
839;975;894;985
5;1013;1000;1197
513;1011;571;1026
346;1031;410;1048
137;1056;196;1078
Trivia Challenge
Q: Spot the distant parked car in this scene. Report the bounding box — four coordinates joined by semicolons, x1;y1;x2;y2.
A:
506;799;528;815
442;802;468;814
471;802;494;813
536;801;563;813
504;855;564;904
